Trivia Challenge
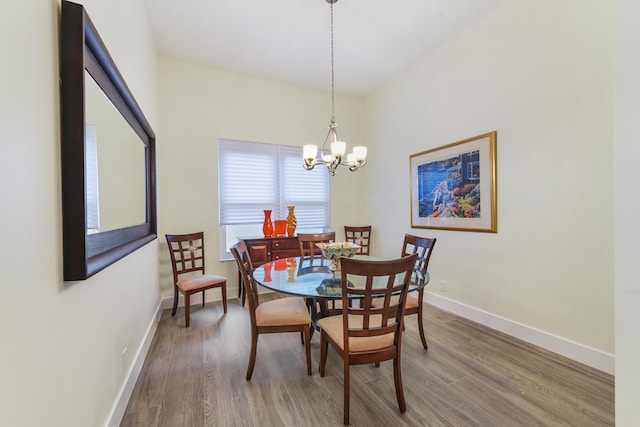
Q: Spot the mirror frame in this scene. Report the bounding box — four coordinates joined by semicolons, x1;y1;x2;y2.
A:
60;0;157;281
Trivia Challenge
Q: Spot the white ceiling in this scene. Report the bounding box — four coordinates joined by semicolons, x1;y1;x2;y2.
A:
143;0;506;98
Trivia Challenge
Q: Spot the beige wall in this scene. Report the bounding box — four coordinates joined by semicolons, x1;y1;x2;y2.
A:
367;0;614;365
156;58;367;298
0;0;159;426
614;0;640;423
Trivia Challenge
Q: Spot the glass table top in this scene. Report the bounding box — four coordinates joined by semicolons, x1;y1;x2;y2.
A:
252;255;429;299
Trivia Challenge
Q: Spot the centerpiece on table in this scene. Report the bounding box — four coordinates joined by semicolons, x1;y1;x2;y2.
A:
315;242;361;271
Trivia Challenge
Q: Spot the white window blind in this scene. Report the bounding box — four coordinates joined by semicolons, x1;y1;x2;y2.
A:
85;124;100;233
218;139;330;253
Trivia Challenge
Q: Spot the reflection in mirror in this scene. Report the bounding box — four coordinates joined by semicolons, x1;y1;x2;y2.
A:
60;0;156;280
85;72;146;233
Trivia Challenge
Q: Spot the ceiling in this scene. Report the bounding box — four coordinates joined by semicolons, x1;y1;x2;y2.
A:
143;0;506;98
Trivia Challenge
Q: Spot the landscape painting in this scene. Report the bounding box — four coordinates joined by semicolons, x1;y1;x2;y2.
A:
410;132;497;232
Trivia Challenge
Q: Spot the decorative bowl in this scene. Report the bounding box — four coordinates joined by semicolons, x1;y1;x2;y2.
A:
315;242;361;270
316;278;354;296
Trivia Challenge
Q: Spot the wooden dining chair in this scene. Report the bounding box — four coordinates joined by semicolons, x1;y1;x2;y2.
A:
344;225;372;255
297;231;336;263
230;241;312;380
373;234;437;349
165;232;227;327
318;254;418;425
298;232;336;311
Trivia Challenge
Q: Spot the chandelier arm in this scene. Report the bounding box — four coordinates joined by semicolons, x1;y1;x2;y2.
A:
319;127;332;155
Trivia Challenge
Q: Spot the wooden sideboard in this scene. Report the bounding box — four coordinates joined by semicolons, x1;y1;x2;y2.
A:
236;235;300;305
239;235;300;266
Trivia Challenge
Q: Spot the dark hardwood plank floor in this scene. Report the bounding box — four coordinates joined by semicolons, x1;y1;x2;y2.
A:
121;294;614;426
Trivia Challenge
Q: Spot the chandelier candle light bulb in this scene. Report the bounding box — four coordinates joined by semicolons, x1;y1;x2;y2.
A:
303;144;318;161
353;146;367;161
331;140;346;157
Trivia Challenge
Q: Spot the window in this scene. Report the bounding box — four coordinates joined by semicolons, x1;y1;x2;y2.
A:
85;124;100;233
218;139;330;259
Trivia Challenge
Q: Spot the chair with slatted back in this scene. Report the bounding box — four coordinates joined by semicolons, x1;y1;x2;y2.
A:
318;254;418;425
373;234;436;349
166;232;227;327
297;231;336;264
401;234;437;349
344;225;372;255
230;241;312;380
298;232;336;312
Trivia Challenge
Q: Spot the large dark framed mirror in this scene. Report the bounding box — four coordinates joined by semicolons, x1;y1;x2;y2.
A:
60;0;157;281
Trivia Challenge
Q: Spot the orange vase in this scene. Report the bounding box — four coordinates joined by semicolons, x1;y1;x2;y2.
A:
286;257;297;282
286;206;297;237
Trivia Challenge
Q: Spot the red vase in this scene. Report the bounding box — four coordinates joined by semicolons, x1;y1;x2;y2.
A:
262;210;273;237
274;220;287;235
263;261;272;282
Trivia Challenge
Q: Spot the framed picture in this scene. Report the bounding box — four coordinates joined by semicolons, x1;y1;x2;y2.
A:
410;131;497;232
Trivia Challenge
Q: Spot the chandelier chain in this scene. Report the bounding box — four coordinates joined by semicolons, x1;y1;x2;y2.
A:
330;1;335;123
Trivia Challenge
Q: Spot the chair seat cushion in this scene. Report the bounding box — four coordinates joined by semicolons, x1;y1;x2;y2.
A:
318;314;395;352
177;274;226;291
371;295;418;309
256;297;311;327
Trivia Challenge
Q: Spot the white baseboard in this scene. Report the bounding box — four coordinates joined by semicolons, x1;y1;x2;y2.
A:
160;296;174;311
105;301;162;427
425;292;614;375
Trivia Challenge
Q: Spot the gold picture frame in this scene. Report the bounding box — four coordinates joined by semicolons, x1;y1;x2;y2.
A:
410;131;497;232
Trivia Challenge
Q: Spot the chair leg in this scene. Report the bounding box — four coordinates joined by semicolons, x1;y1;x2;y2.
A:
343;359;350;425
202;289;206;307
319;335;328;377
221;283;227;313
171;286;179;316
238;272;246;306
303;325;312;376
393;355;406;413
317;299;329;315
184;293;191;327
246;330;258;380
417;309;428;350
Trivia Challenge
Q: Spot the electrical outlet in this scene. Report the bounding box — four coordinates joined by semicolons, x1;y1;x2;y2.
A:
440;280;447;293
122;348;128;373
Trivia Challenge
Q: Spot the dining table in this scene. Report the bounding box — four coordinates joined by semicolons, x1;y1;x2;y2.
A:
252;255;430;330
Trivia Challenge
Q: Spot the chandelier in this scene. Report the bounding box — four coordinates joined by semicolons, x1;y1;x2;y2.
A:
303;0;367;175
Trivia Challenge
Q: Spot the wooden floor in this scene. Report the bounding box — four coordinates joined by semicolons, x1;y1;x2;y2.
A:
121;294;614;426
